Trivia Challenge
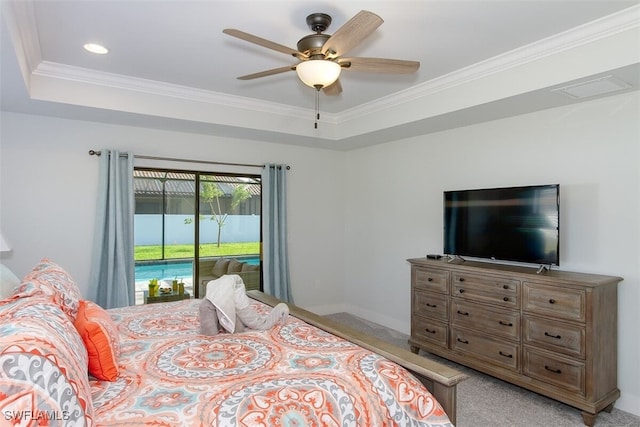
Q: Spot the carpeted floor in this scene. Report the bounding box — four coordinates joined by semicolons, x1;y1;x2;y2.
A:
325;312;640;427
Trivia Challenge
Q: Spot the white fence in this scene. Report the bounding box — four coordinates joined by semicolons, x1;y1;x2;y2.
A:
135;214;260;245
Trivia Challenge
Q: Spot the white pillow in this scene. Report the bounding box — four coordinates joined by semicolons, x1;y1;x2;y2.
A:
0;263;21;298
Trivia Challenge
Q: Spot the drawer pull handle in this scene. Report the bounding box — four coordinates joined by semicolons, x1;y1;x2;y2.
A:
499;320;513;327
457;310;469;316
544;332;562;339
457;338;469;344
425;303;437;308
427;277;433;282
459;289;465;294
459;277;465;282
545;365;562;374
549;299;556;304
503;297;509;302
499;351;513;358
503;284;509;289
425;328;436;334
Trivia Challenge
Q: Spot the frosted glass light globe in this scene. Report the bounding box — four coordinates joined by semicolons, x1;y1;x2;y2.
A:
296;60;341;88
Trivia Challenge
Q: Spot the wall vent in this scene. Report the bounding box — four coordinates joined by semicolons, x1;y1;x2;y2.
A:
551;75;631;99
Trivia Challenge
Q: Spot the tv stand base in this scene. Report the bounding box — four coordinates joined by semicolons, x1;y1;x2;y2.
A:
536;264;550;274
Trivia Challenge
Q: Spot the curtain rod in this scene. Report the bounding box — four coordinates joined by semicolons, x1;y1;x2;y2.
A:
88;150;290;170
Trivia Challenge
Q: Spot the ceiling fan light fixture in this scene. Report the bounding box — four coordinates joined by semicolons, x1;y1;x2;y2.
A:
296;59;341;89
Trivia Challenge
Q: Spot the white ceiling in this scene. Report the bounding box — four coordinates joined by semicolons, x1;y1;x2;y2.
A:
1;0;639;150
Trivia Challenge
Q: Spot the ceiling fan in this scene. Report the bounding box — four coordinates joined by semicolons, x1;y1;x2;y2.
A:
223;10;420;96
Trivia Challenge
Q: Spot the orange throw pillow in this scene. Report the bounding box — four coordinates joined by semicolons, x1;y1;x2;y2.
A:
74;300;120;381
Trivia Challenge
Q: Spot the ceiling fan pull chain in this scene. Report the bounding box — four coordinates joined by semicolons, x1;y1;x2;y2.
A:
314;85;321;129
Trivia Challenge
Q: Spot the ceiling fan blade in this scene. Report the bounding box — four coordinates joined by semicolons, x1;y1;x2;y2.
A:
323;79;342;95
237;65;296;80
321;10;383;57
339;57;420;73
223;29;307;59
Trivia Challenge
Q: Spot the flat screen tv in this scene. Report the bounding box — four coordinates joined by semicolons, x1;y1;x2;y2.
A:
443;184;559;266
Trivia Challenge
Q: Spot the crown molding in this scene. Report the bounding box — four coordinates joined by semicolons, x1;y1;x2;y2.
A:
32;61;329;121
2;0;337;124
337;4;640;123
4;0;341;125
3;1;637;140
1;0;41;86
23;4;638;126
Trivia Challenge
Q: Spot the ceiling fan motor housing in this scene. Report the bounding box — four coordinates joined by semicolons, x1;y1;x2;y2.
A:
297;33;330;56
297;13;333;56
306;13;332;32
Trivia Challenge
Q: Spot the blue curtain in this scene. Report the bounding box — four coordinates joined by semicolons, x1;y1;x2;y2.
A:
88;149;135;308
261;164;293;303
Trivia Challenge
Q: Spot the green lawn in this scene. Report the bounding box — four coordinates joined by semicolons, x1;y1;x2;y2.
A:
135;242;260;261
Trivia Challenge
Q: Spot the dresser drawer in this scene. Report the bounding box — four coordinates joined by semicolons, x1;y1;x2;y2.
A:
523;347;585;395
523;282;586;322
453;273;519;308
451;327;519;371
413;290;449;321
524;317;585;358
451;300;520;340
412;316;448;348
413;267;450;294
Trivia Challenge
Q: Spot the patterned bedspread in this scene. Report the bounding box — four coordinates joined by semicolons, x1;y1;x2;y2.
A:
91;299;453;426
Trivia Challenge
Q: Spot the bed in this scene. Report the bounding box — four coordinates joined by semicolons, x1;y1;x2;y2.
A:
1;259;466;426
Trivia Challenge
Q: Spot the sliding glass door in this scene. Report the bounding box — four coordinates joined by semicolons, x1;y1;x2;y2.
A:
133;170;196;304
196;174;261;298
133;169;261;304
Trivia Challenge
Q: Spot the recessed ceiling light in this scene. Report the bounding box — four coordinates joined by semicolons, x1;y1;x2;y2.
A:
83;43;109;54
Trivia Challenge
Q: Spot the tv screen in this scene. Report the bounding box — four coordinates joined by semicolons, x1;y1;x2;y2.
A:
443;184;559;266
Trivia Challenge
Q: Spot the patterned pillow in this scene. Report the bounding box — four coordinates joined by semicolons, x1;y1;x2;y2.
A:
74;300;120;381
15;258;82;320
0;295;94;425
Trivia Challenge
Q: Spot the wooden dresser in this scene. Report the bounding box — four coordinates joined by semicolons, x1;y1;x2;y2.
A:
407;257;622;426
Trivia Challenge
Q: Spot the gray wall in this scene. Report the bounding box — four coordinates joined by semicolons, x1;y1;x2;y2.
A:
1;90;638;414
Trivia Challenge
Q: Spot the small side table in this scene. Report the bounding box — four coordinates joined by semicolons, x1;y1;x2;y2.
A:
144;290;191;304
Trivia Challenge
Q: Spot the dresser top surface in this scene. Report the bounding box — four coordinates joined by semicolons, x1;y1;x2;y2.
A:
407;258;622;287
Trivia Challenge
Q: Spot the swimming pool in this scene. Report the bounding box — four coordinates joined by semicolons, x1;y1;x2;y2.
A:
135;261;193;282
135;256;260;282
